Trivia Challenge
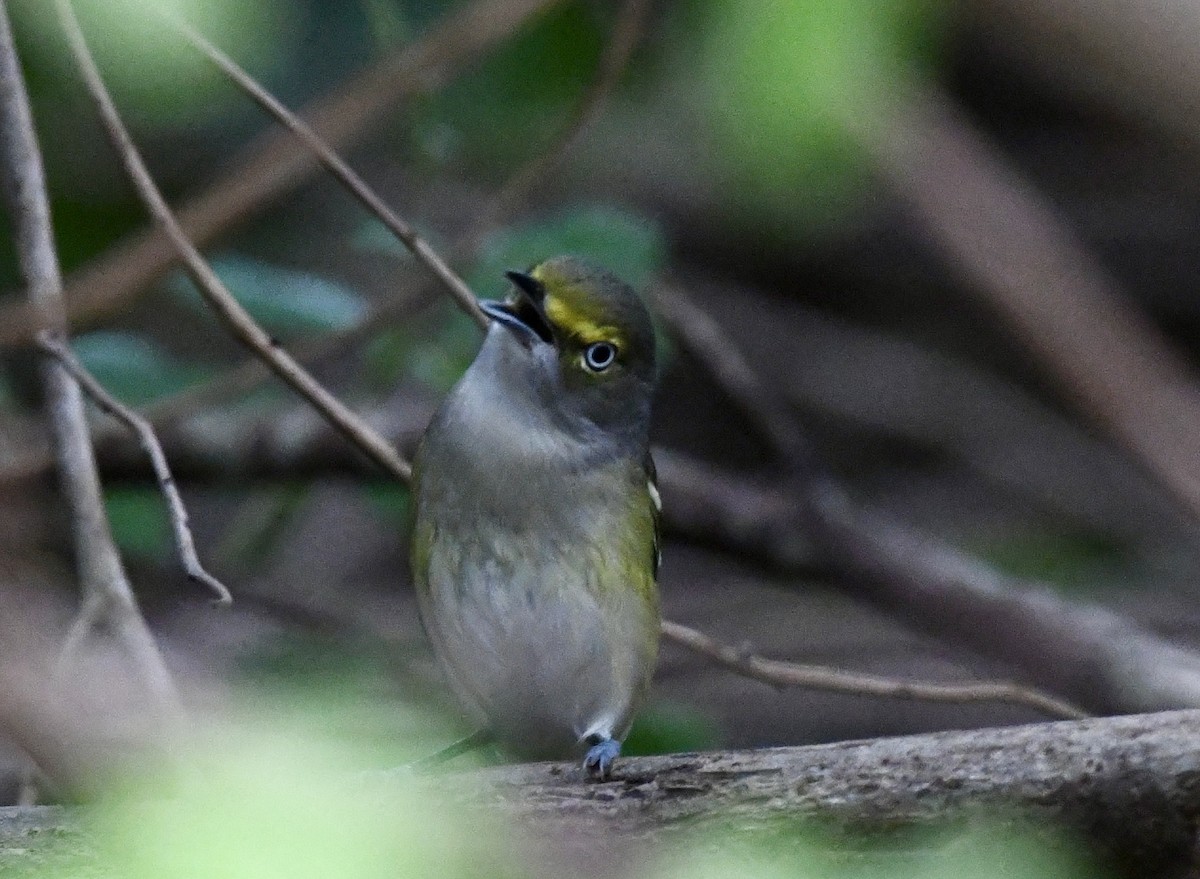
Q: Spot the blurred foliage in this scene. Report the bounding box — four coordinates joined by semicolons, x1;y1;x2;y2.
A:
103;485;171;562
1;696;1105;878
209;483;313;573
231;634;466;768
364;300;479;395
362;482;412;528
76;727;515;879
468;205;668;297
168;255;369;339
360;0;415;51
12;0;292;126
42;199;147;278
624;698;722;757
701;0;949;234
655;816;1103;879
0;598;1108;877
966;531;1128;593
74;331;210;406
410;2;604;172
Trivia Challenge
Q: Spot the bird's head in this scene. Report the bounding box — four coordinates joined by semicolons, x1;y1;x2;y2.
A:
478;255;656;447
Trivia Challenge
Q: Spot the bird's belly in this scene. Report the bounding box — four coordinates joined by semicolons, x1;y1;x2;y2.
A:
422;549;655;756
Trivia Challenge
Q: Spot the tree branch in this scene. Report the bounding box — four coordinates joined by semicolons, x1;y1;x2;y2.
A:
55;0;412;483
160;14;488;332
0;0;561;349
0;0;178;712
660;619;1087;719
455;709;1200;872
36;332;231;606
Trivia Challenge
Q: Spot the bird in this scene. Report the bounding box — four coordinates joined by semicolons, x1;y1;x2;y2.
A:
410;255;661;779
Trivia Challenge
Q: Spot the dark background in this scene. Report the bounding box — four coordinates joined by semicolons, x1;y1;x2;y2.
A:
3;0;1200;794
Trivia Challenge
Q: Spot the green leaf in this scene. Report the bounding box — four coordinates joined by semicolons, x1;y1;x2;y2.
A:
469;205;668;298
105;485;171;562
74;331;210;406
169;255;368;337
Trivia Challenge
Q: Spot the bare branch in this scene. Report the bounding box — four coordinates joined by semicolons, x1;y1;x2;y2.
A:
0;0;178;711
0;0;560;350
160;15;487;331
54;0;412;484
36;332;232;606
661;619;1088;720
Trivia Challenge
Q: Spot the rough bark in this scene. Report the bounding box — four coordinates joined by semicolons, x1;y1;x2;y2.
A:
5;711;1200;873
457;710;1200;872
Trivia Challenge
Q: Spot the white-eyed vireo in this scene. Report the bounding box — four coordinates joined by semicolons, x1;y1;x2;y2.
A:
410;255;661;778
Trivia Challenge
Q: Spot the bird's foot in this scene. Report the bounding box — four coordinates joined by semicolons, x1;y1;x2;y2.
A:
583;737;621;780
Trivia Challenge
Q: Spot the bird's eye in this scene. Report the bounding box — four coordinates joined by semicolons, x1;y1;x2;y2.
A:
583;341;617;372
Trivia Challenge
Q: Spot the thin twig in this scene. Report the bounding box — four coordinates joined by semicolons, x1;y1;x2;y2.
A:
55;0;412;484
160;15;487;331
661;619;1088;720
0;0;179;711
36;332;232;606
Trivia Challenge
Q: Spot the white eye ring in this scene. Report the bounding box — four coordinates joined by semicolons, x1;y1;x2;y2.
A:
583;341;617;372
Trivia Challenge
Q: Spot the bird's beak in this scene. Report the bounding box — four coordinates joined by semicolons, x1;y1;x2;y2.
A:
479;270;555;347
504;270;544;304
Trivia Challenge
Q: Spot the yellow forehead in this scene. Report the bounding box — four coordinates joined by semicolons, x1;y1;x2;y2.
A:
533;265;626;348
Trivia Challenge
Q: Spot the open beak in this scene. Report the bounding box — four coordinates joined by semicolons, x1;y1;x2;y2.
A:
479;270;555;347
